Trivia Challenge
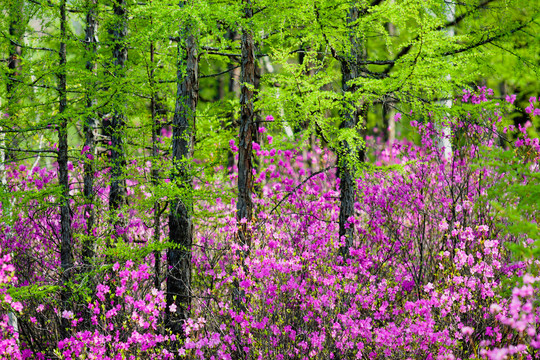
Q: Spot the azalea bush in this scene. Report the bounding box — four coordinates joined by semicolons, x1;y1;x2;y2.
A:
0;88;539;359
1;254;23;360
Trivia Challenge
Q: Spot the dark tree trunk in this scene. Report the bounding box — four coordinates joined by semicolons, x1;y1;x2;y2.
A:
236;0;255;238
58;0;73;338
108;0;128;221
231;0;256;322
338;6;366;258
5;0;24;162
7;1;22;103
150;39;165;291
166;20;198;337
83;0;98;264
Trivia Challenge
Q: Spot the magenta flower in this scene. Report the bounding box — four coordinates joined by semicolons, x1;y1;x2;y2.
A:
505;94;517;104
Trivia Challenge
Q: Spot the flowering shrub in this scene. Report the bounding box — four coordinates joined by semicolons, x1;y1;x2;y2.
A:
56;261;174;360
0;254;23;360
0;88;538;359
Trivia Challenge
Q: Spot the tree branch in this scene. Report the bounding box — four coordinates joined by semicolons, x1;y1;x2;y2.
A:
269;166;335;215
384;0;496;74
442;20;533;57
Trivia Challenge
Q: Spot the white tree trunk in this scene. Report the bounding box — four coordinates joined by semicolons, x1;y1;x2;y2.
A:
437;2;455;159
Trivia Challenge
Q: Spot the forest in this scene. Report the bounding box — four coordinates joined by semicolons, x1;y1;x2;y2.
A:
0;0;539;358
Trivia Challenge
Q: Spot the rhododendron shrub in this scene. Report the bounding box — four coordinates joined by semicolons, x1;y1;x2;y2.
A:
185;90;539;359
56;261;174;360
0;254;23;359
0;88;538;359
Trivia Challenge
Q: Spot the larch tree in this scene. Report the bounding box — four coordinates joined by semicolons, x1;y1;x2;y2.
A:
166;0;199;337
82;0;99;264
57;0;73;338
107;0;128;231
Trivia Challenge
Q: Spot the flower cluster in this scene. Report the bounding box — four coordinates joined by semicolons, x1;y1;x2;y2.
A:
0;89;538;359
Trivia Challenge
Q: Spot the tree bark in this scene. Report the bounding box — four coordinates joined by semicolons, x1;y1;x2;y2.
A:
150;40;162;290
58;0;73;338
338;6;366;258
5;0;24;163
237;0;255;239
166;16;198;337
83;0;98;264
227;30;241;173
108;0;128;220
7;1;23;105
3;0;24;341
382;16;396;145
437;0;455;159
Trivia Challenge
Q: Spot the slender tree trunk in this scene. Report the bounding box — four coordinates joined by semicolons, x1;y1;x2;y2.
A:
150;39;162;290
4;0;24;339
108;0;128;222
231;4;256;356
299;50;316;170
382;16;396;145
7;1;22;106
437;1;454;159
58;0;73;338
83;0;98;264
227;30;241;173
5;0;23;163
237;0;255;240
166;14;198;337
338;6;366;258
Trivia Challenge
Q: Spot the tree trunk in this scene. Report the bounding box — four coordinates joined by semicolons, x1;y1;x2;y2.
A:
7;1;22;105
108;0;128;222
237;0;255;239
83;0;98;264
227;30;241;173
382;16;396;145
5;0;24;163
437;1;454;159
166;17;198;337
149;38;168;291
3;0;24;340
338;6;366;258
58;0;73;338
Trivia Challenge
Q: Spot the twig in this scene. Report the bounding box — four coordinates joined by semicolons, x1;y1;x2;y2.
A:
269;166;335;215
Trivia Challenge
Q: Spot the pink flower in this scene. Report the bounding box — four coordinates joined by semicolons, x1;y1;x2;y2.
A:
170;304;177;313
506;94;517;104
490;304;502;313
229;139;238;152
61;310;74;319
439;219;449;231
12;302;23;312
394;113;402;122
266;115;274;121
523;273;536;284
267;135;273;145
461;326;474;336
